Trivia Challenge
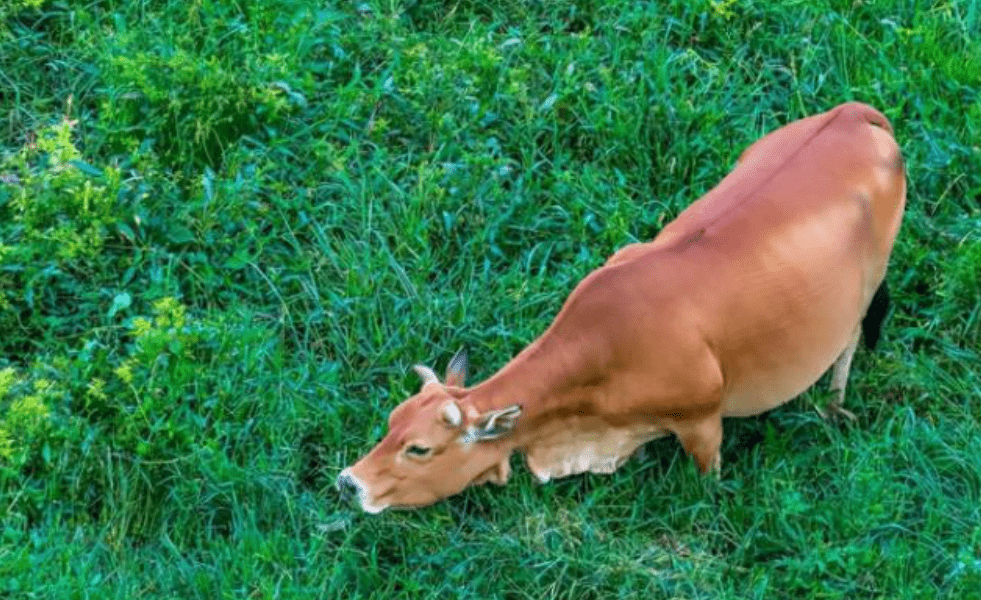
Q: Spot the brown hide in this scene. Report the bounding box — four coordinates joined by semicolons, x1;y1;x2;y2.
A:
338;102;906;512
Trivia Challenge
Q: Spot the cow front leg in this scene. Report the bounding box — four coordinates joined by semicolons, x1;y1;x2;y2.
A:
674;413;723;476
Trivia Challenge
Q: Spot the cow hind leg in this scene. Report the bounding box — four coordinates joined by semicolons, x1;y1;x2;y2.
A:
820;280;890;421
674;414;723;476
820;326;861;421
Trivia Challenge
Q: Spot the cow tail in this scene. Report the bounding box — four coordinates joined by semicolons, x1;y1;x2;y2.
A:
862;280;891;350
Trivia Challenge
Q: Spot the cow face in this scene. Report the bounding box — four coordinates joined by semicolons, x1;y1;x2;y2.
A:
337;349;522;513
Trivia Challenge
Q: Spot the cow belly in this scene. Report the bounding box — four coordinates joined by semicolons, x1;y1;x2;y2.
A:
719;283;865;417
717;261;871;418
721;347;842;417
713;201;877;416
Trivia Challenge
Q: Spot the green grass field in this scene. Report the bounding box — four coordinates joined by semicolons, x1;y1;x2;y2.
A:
1;0;980;597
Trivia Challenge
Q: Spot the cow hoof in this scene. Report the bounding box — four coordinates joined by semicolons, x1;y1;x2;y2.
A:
816;402;857;422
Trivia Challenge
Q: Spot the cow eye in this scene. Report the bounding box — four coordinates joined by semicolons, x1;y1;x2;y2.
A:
405;444;432;458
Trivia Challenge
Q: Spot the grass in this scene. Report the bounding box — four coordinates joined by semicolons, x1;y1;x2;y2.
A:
1;0;980;597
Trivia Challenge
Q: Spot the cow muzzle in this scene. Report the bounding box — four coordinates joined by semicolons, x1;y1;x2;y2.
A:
336;468;386;514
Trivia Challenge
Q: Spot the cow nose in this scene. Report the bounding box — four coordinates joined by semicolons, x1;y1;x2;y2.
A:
336;470;361;501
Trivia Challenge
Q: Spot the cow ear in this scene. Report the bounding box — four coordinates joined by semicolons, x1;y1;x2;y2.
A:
413;365;440;388
444;347;468;388
471;404;522;441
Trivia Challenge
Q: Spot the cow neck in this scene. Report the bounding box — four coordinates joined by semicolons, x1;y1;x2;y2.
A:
464;332;597;451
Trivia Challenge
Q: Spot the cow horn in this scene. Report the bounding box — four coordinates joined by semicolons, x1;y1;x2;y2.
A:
412;364;440;388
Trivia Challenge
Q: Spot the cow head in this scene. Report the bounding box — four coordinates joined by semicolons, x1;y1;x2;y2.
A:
337;349;523;513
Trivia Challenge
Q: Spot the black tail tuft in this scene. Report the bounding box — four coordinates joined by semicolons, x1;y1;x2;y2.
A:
862;280;890;350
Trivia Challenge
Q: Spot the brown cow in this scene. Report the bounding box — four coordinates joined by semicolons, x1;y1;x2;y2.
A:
337;102;906;513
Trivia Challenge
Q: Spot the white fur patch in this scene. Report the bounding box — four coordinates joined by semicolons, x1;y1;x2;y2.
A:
523;419;669;483
442;401;462;427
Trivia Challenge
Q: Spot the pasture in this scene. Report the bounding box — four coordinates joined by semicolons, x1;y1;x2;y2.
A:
1;0;979;597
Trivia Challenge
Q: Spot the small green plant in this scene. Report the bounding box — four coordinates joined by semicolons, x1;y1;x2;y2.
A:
0;116;123;351
97;23;304;171
1;117;120;262
0;370;52;467
110;297;213;458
